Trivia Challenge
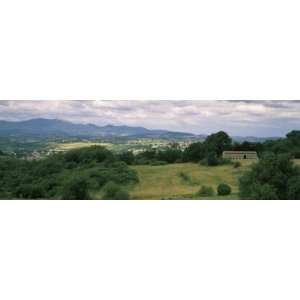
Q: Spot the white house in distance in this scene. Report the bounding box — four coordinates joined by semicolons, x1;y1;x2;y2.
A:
222;151;258;160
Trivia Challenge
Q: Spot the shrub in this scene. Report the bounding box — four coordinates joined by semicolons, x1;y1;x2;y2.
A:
178;171;190;181
217;183;231;196
287;176;300;200
62;177;90;200
200;152;228;166
134;158;152;165
197;185;214;196
15;184;44;199
118;151;135;165
206;152;219;166
233;161;241;168
102;181;130;200
239;153;300;199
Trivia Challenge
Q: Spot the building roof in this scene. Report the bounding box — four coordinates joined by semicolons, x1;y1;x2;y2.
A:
223;151;257;154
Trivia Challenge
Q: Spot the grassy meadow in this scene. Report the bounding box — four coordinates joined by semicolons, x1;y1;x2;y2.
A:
130;159;300;200
129;161;255;200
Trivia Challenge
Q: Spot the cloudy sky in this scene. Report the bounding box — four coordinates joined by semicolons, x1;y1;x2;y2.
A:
0;100;299;137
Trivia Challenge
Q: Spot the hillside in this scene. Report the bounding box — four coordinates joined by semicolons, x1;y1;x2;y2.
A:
0;118;197;139
130;162;250;199
130;160;300;199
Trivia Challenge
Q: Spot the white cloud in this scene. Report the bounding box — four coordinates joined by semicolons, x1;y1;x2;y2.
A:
0;100;300;137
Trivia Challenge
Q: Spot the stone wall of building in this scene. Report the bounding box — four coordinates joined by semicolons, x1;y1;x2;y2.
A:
222;151;258;160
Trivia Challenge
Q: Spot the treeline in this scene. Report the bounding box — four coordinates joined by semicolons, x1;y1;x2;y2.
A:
239;152;300;199
121;130;300;166
0;146;138;200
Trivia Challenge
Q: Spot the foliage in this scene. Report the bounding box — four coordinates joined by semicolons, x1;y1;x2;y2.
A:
177;171;198;186
233;161;241;168
0;146;138;199
131;130;300;165
239;152;300;199
287;176;300;200
118;151;135;165
197;185;214;196
206;152;219;166
178;171;190;181
205;131;232;156
217;183;231;196
15;184;44;199
151;160;168;166
62;177;90;200
182;142;206;162
102;181;130;200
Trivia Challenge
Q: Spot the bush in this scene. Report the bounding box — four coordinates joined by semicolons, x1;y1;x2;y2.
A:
102;181;130;200
206;152;219;166
233;161;241;168
118;151;135;165
178;171;190;181
15;184;44;199
200;152;229;167
197;185;214;196
287;176;300;200
239;153;300;199
217;183;231;196
150;160;168;166
62;177;90;200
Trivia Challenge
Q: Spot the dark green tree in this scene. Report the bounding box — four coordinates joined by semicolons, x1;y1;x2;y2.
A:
183;142;206;162
205;131;232;156
217;183;231;196
102;181;129;200
62;177;90;200
239;152;300;199
118;151;135;165
287;176;300;200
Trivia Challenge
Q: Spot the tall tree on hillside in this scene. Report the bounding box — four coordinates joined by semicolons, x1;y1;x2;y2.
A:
205;131;232;156
286;130;300;146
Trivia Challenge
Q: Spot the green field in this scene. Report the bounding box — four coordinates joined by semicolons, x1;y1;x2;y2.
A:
130;159;300;200
129;161;252;199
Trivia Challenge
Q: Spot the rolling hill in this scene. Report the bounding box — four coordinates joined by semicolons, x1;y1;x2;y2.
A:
0;118;198;139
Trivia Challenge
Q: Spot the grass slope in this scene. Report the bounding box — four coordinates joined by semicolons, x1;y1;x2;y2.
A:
130;161;254;199
130;159;300;200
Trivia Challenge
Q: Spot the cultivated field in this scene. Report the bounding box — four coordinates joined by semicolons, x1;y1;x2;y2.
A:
130;161;255;200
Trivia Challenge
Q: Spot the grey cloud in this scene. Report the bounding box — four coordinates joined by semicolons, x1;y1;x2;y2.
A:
0;100;300;137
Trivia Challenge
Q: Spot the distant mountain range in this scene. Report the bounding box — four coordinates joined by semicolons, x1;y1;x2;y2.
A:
0;118;280;142
0;118;199;139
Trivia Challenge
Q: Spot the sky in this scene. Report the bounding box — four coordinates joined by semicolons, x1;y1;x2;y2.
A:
0;100;300;137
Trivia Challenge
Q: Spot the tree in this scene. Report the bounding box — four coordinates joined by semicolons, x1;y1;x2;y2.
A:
183;142;206;162
239;152;300;199
205;131;232;156
286;130;300;146
287;176;300;200
156;147;182;163
102;181;129;200
206;151;219;166
15;184;44;199
62;177;90;200
118;151;135;165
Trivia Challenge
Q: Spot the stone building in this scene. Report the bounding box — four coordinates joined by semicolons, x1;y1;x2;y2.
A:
222;151;258;160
